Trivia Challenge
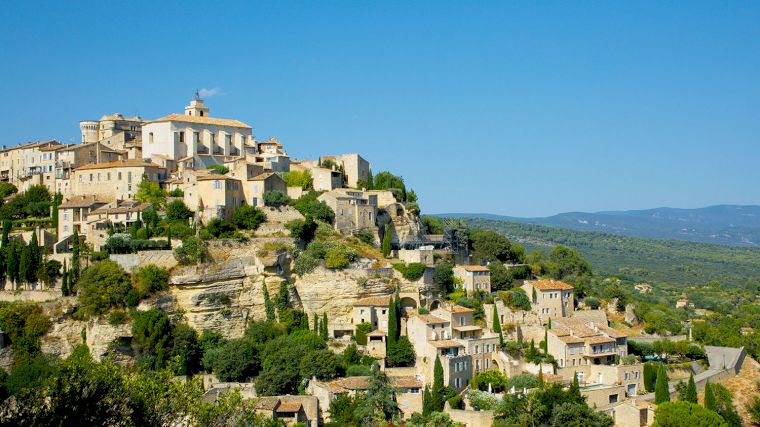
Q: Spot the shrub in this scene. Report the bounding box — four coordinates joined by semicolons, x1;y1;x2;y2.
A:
345;364;372;377
504;373;538;390
585;297;601;309
299;349;340;380
325;246;354;269
108;310;128;325
205;219;236;239
356;230;375;245
473;370;507;392
78;260;133;317
91;251;109;261
165;200;193;222
174;236;205;265
213;339;259;382
393;262;427;281
283;170;313;190
289;192;335;224
294;254;320;276
264;191;290;207
355;322;372;345
133;264;169;298
207;164;229;174
168;188;184;197
232;205;266;230
286;217;317;243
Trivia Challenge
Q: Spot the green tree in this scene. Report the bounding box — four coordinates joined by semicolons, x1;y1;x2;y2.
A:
135;180;168;206
174;236;205;265
262;280;275;321
51;192;61;234
171;322;202;375
432;356;444;411
704;380;717;412
422;385;433;416
321;312;329;340
708;383;742;427
655;365;670;404
354;364;399;424
276;282;289;313
131;309;173;370
373;171;406;200
6;239;22;287
469;229;524;263
492;304;504;347
166;200;193;222
213;339;259;382
747;395;760;426
681;373;697;403
299;349;340;380
231;204;266;230
263;190;290;207
387;336;415;367
71;230;81;284
644;362;657;392
0;182;17;199
387;294;399;347
382;224;392;257
133;264;169;298
652;401;728;427
432;263;454;294
283;170;313;190
78;260;134;317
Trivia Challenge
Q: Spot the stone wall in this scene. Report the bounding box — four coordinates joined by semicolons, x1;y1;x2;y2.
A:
0;290;61;303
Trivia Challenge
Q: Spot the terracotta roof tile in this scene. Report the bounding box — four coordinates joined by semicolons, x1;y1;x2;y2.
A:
353;296;391;307
429;340;465;348
415;314;448;324
74;159;162;171
528;279;574;291
459;265;490;272
275;402;302;413
150;113;251;128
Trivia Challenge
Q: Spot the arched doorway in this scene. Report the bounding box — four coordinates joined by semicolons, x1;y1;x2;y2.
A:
400;296;418;313
429;300;441;310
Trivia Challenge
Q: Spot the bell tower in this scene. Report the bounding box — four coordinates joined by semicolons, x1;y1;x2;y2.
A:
184;91;210;117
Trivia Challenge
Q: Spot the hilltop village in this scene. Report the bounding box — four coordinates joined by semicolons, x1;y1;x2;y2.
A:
0;98;750;427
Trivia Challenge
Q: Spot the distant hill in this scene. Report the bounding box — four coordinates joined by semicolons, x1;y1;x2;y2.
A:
438;205;760;247
452;217;760;288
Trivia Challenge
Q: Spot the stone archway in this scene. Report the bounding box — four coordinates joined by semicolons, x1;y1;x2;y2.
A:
429;299;441;310
400;296;418;313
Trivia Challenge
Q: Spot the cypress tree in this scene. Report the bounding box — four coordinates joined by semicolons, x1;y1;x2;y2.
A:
71;231;80;284
1;219;11;248
321;312;328;340
684;373;697;403
19;241;32;285
276;281;289;312
313;313;318;332
543;329;548;353
166;227;172;247
492;305;504;347
61;270;68;296
643;363;655;392
262;279;275;321
548;318;552;329
382;224;392;258
432;356;444;411
704;380;717;411
7;241;19;288
29;232;41;283
655;365;670;404
537;369;544;389
422;385;433;416
570;372;581;400
387;295;399;347
51;192;61;235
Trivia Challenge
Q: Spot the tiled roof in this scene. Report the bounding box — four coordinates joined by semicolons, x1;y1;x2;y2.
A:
74;159;162;171
528;279;574;291
450;305;474;313
275;402;302;413
429;340;464;348
459;265;490;272
585;335;616;345
150;113;251;129
392;376;422;389
352;295;391;307
334;376;371;390
367;330;387;337
453;325;482;332
249;172;277;181
196;174;240;181
59;195;108;208
415;314;448;324
557;335;586;344
255;397;280;410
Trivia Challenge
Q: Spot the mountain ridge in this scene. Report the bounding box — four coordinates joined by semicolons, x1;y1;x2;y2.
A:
435;204;760;247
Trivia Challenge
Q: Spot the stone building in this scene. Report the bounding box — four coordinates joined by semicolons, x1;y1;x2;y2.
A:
453;265;491;295
547;318;628;368
253;395;319;427
522;279;575;321
80;113;144;145
85;200;153;250
0;140;63;191
406;312;473;391
70;159;165;201
352;295;392;331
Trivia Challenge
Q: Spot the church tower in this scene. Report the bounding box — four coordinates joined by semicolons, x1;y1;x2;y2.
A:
184;92;210;117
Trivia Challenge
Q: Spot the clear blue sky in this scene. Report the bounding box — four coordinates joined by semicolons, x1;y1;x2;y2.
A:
2;1;759;217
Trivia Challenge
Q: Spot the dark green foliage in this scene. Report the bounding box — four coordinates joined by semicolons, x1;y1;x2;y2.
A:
321;312;328;340
653;401;728;427
704;380;717;411
421;216;445;234
166;200;193;222
19;232;41;284
78;260;134;317
386;336;415;367
585;296;600;309
492;305;504;347
205;218;236;238
263;190;290;207
175;236;205;265
643;362;658;392
550;401;614;427
382;224;392;257
681;373;697;403
707;383;742;427
170;323;202;375
71;230;80;284
355;322;372;345
387;294;399;346
262;280;275;321
422;385;433;416
433;262;454;294
131;309;173;370
473;370;508;392
373;171;406;201
213;339;259;382
285;217;318;244
207;164;230;174
132;264;169;298
0;182;18;199
747;395;760;426
655;364;670;404
299;349;340;380
345;365;372;377
356;230;375;245
232;204;266;230
432;356;444;411
0;302;51;367
276;282;289;313
354;364;399;423
393;262;426;281
0;184;51;220
469;229;525;263
289;192;335;224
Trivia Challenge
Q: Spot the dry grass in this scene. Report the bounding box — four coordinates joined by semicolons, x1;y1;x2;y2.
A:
714;356;760;425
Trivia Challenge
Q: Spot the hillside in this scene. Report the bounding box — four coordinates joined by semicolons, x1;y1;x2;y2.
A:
457;217;760;288
440;204;760;247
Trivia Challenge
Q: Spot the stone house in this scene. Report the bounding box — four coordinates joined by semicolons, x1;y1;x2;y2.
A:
318;153;372;189
522;279;575;321
352;295;392;332
70;159;165;202
241;172;287;208
547;318;628;369
398;246;434;265
253;395;319;427
56;195;108;249
432;305;501;374
85;200;153;250
80;113;144;145
318;189;378;234
453;265;491;295
406;313;473;391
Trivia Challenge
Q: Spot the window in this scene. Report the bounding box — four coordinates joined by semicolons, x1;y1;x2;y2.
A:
89;174;93;182
179;132;185;143
107;172;111;180
127;172;132;183
149;132;154;144
213;180;221;190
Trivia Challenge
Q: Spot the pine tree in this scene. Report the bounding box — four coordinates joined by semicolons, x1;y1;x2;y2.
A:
262;279;275;321
492;304;504;347
387;294;399;348
704;380;717;412
655;365;670;404
382;224;392;258
432;356;444;411
684;373;697;403
422;385;433;416
321;312;328;340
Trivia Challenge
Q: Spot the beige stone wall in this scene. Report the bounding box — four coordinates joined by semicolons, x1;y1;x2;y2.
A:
71;164;164;201
581;383;627;409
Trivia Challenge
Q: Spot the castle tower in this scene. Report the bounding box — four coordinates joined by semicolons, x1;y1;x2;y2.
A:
184;93;209;117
